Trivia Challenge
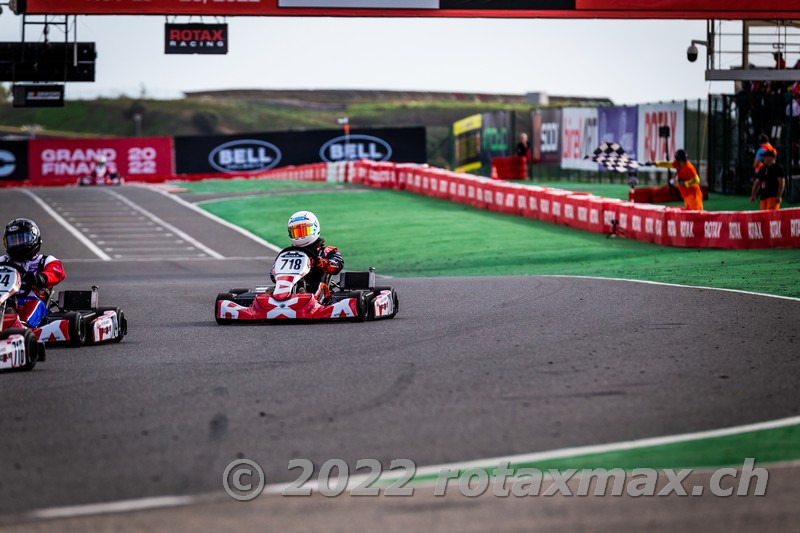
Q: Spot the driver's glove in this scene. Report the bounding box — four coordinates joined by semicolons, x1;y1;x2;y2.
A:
23;272;47;288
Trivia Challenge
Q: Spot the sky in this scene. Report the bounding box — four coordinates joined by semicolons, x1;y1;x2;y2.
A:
0;13;739;105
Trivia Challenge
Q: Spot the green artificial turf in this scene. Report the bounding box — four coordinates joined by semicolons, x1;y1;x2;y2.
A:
172;178;346;194
200;188;800;298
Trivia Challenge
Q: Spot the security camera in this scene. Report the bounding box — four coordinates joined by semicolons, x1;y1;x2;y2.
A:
687;44;699;62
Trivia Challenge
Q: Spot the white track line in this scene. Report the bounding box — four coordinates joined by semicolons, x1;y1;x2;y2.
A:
18;189;112;261
59;256;274;263
141;185;282;253
32;496;198;520
104;189;225;259
540;275;800;303
23;414;800;521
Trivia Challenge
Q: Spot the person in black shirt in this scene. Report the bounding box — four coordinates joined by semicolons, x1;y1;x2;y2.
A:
750;149;786;210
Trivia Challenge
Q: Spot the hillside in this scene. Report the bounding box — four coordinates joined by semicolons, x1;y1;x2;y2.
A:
0;89;612;168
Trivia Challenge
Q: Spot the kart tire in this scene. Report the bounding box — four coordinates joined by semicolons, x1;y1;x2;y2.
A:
228;288;250;295
216;293;236;325
0;328;38;370
64;311;85;347
389;290;399;319
352;291;368;322
96;306;126;343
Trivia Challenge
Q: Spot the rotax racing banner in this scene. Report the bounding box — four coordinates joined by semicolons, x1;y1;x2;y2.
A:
27;137;174;184
173;127;425;175
637;102;684;167
165;23;228;55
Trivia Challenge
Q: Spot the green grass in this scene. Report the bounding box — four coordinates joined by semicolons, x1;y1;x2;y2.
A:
397;423;800;484
173;178;346;194
200;188;800;298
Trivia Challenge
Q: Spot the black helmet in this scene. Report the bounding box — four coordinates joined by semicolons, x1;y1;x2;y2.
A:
3;218;42;261
675;149;688;162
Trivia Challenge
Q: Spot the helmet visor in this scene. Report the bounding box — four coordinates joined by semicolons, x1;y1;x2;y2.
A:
288;223;315;239
5;231;36;249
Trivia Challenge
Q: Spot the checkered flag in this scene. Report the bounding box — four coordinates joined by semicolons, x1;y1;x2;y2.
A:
585;142;642;173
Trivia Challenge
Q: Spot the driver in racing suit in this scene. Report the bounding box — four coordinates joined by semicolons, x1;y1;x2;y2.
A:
1;218;66;328
271;211;343;304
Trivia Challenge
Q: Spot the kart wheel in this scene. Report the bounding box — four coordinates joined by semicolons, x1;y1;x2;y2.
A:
64;311;85;347
0;328;38;370
96;306;126;343
228;288;250;295
389;291;399;319
352;291;368;322
216;293;236;325
22;330;39;370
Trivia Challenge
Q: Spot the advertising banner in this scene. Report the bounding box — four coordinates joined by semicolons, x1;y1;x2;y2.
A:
16;0;793;19
598;106;638;160
0;140;29;182
27;137;174;183
561;107;599;171
480;111;512;173
637;102;685;166
174;127;425;175
453;114;482;173
165;23;228;55
532;108;562;165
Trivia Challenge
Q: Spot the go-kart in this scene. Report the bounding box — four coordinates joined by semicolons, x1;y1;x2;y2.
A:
0;264;45;370
215;247;398;324
0;262;127;349
77;170;123;186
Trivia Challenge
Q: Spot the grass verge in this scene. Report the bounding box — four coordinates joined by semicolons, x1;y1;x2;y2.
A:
199;186;800;298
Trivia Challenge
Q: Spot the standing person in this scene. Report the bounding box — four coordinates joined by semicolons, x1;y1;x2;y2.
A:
515;132;531;162
652;149;704;211
750;148;785;210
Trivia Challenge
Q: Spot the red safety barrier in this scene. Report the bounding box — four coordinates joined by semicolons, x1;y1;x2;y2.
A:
630;185;710;204
491;156;528;180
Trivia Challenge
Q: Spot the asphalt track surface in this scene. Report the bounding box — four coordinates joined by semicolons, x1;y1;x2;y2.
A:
0;185;798;530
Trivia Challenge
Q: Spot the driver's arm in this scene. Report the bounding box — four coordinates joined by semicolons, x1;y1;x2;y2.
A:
38;257;66;287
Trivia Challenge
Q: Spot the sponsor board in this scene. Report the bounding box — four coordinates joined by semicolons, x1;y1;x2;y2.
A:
15;0;788;19
27;137;174;183
175;127;425;175
561;107;599;171
165;23;228;54
532;108;562;165
637;102;685;166
0;141;28;181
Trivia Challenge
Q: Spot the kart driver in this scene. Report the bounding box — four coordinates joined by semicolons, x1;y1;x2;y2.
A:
272;211;343;304
83;156;120;185
1;218;66;328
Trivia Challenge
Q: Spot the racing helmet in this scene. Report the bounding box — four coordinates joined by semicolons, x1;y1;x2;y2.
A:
3;218;42;261
96;156;107;166
675;149;688;162
287;211;320;247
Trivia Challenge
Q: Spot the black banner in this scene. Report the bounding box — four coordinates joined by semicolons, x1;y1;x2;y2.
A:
532;109;562;166
12;84;65;108
480;111;512;172
165;24;228;55
174;127;426;174
0;140;29;182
